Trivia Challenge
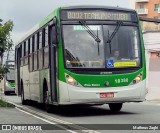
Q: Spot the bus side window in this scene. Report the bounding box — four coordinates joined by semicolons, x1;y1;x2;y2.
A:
38;30;43;70
21;43;25;66
23;42;25;65
37;32;39;69
24;41;28;65
22;43;24;57
45;26;48;46
39;30;43;49
29;38;33;72
33;35;38;70
43;26;49;68
51;25;58;45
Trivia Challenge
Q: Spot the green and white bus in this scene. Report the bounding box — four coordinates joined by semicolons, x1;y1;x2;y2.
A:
15;6;146;112
2;60;15;95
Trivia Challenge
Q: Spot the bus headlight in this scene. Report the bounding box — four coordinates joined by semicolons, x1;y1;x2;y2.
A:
5;81;10;87
132;73;142;84
65;74;81;87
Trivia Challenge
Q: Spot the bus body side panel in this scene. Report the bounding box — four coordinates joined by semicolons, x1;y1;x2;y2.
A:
21;65;30;100
29;71;40;101
39;69;51;103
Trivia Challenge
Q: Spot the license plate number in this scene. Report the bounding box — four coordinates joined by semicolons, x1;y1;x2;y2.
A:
100;92;114;98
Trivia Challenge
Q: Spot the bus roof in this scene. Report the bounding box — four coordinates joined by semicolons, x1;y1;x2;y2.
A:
15;6;136;47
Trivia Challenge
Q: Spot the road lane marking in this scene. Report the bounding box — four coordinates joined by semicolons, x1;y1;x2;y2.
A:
3;99;100;133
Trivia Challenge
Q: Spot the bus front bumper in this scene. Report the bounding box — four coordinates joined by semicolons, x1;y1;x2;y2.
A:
4;86;15;92
58;80;147;105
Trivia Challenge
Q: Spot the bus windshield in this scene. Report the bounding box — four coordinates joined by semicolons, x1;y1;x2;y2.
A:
63;24;141;69
6;68;15;81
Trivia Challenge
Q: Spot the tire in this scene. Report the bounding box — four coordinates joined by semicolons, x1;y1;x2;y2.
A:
4;91;9;95
109;103;123;112
21;82;28;105
43;88;52;113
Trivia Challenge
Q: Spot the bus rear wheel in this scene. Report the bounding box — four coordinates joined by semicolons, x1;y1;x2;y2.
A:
21;83;28;105
109;103;123;112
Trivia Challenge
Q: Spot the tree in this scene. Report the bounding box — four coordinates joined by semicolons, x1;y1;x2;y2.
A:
0;19;14;80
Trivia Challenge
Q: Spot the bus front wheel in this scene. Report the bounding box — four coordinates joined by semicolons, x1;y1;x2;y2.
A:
4;91;9;95
43;89;52;113
108;103;123;112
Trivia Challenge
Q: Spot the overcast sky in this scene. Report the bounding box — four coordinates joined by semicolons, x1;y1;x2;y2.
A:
0;0;135;60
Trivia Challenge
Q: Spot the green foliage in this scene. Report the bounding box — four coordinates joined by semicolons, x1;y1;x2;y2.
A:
0;19;14;57
0;65;9;80
0;19;13;79
0;98;15;107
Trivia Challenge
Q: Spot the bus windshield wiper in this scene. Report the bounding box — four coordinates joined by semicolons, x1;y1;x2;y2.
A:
79;20;101;55
107;21;123;54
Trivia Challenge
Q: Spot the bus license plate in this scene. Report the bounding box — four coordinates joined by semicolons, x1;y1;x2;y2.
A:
100;92;114;98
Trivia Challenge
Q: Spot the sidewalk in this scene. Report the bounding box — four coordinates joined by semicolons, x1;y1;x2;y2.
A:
146;71;160;101
146;87;160;101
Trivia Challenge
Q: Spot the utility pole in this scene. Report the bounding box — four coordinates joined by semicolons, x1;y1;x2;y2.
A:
6;49;9;60
6;49;15;61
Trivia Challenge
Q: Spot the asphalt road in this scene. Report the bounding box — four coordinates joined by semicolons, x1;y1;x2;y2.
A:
1;94;160;133
0;108;66;133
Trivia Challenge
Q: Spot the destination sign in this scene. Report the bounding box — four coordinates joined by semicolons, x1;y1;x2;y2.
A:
61;10;137;21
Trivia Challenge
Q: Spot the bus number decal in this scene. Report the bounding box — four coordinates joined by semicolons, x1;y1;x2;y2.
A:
115;78;128;84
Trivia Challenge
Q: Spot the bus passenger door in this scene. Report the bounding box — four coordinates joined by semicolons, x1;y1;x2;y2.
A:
16;47;21;96
49;23;58;102
22;42;30;99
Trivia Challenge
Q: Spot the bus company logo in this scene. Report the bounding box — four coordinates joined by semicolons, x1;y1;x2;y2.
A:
104;81;110;87
84;84;91;87
84;84;100;87
2;125;11;130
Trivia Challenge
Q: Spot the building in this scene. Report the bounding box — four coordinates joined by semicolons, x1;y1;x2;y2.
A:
135;0;160;19
136;6;160;68
144;31;160;63
143;31;160;100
